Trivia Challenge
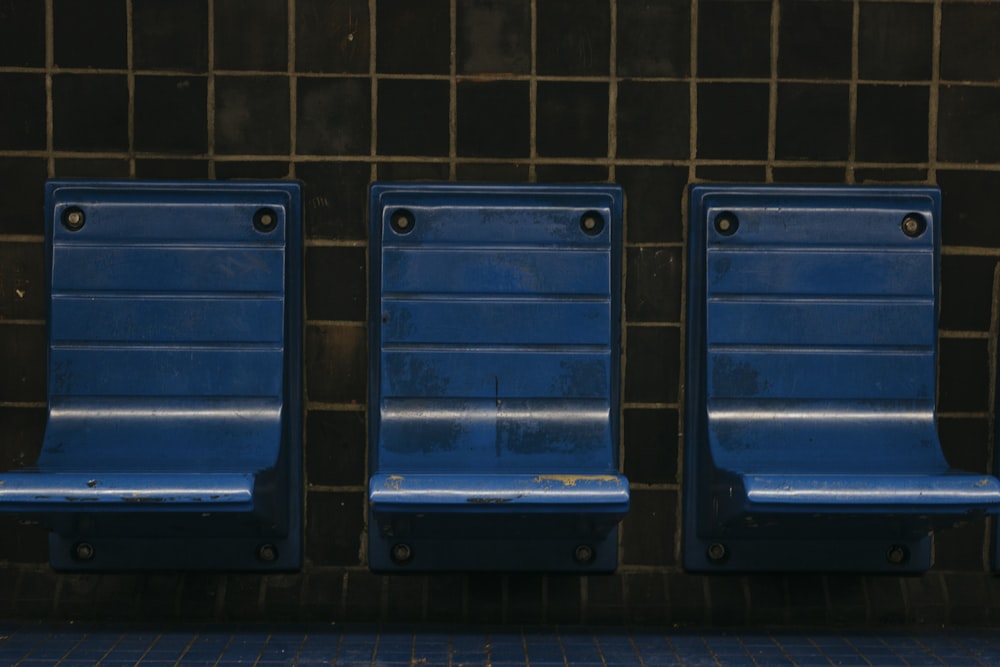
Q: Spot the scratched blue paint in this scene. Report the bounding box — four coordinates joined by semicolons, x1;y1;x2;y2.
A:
368;183;628;572
0;179;303;571
684;184;1000;573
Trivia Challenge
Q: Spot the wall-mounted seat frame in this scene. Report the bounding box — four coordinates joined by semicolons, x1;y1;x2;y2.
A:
0;180;302;571
368;183;629;572
684;184;1000;572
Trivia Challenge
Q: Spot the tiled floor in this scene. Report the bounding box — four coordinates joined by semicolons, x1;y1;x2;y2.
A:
2;624;1000;666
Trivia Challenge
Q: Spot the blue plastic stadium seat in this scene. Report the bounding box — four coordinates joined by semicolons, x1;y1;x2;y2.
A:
684;185;1000;572
368;183;629;572
0;180;302;571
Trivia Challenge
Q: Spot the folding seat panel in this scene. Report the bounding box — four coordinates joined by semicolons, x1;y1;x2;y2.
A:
0;179;302;571
368;183;629;572
685;184;1000;572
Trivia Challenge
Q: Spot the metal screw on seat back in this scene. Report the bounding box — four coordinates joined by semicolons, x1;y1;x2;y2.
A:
901;213;926;238
707;542;728;562
257;544;278;563
62;207;85;231
580;210;605;236
390;209;415;234
73;541;95;561
254;207;278;232
391;543;413;564
886;544;908;564
714;212;738;236
574;544;595;564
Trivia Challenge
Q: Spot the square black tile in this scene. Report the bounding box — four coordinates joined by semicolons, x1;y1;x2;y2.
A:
853;167;926;184
697;83;769;160
134;75;208;154
623;408;679;485
376;79;449;157
375;0;449;74
134;159;209;179
215;0;288;71
0;74;45;151
708;575;749;626
536;0;610;76
0;242;44;321
305;245;366;321
547;575;583;624
506;575;544;624
775;83;849;161
616;166;687;244
938;337;989;413
53;0;126;69
297;77;371;155
0;156;48;235
746;575;788;626
376;161;449;181
455;163;529;181
457;80;529;158
297;161;371;240
934;520;987;572
622;489;677;566
616;81;689;160
626;246;682;322
939;170;1000;248
784;575;828;625
305;409;366;487
535;164;608;183
345;574;385;620
779;0;852;79
133;0;208;71
772;166;846;184
0;323;45;402
305;490;364;565
426;575;464;622
586;573;624;624
855;85;928;163
939;417;989;474
214;160;291;180
864;578;904;625
54;158;130;178
305;323;366;403
301;570;345;617
0;0;45;67
859;3;932;81
624;573;669;625
296;0;369;74
52;74;129;152
617;0;689;77
624;325;679;403
939;85;1000;164
16;571;59;614
385;575;426;622
466;575;503;624
456;0;530;74
536;81;609;158
697;1;770;78
946;573;993;626
942;3;1000;82
824;574;867;625
0;517;46;565
215;75;290;155
695;165;766;182
940;254;995;332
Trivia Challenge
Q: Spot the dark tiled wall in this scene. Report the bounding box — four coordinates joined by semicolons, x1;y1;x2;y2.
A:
2;0;1000;625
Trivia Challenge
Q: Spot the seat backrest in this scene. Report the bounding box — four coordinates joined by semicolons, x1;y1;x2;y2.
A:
370;183;623;474
42;180;300;470
690;186;945;473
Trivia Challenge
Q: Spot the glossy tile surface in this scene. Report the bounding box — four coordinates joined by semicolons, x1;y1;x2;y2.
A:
4;624;1000;666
